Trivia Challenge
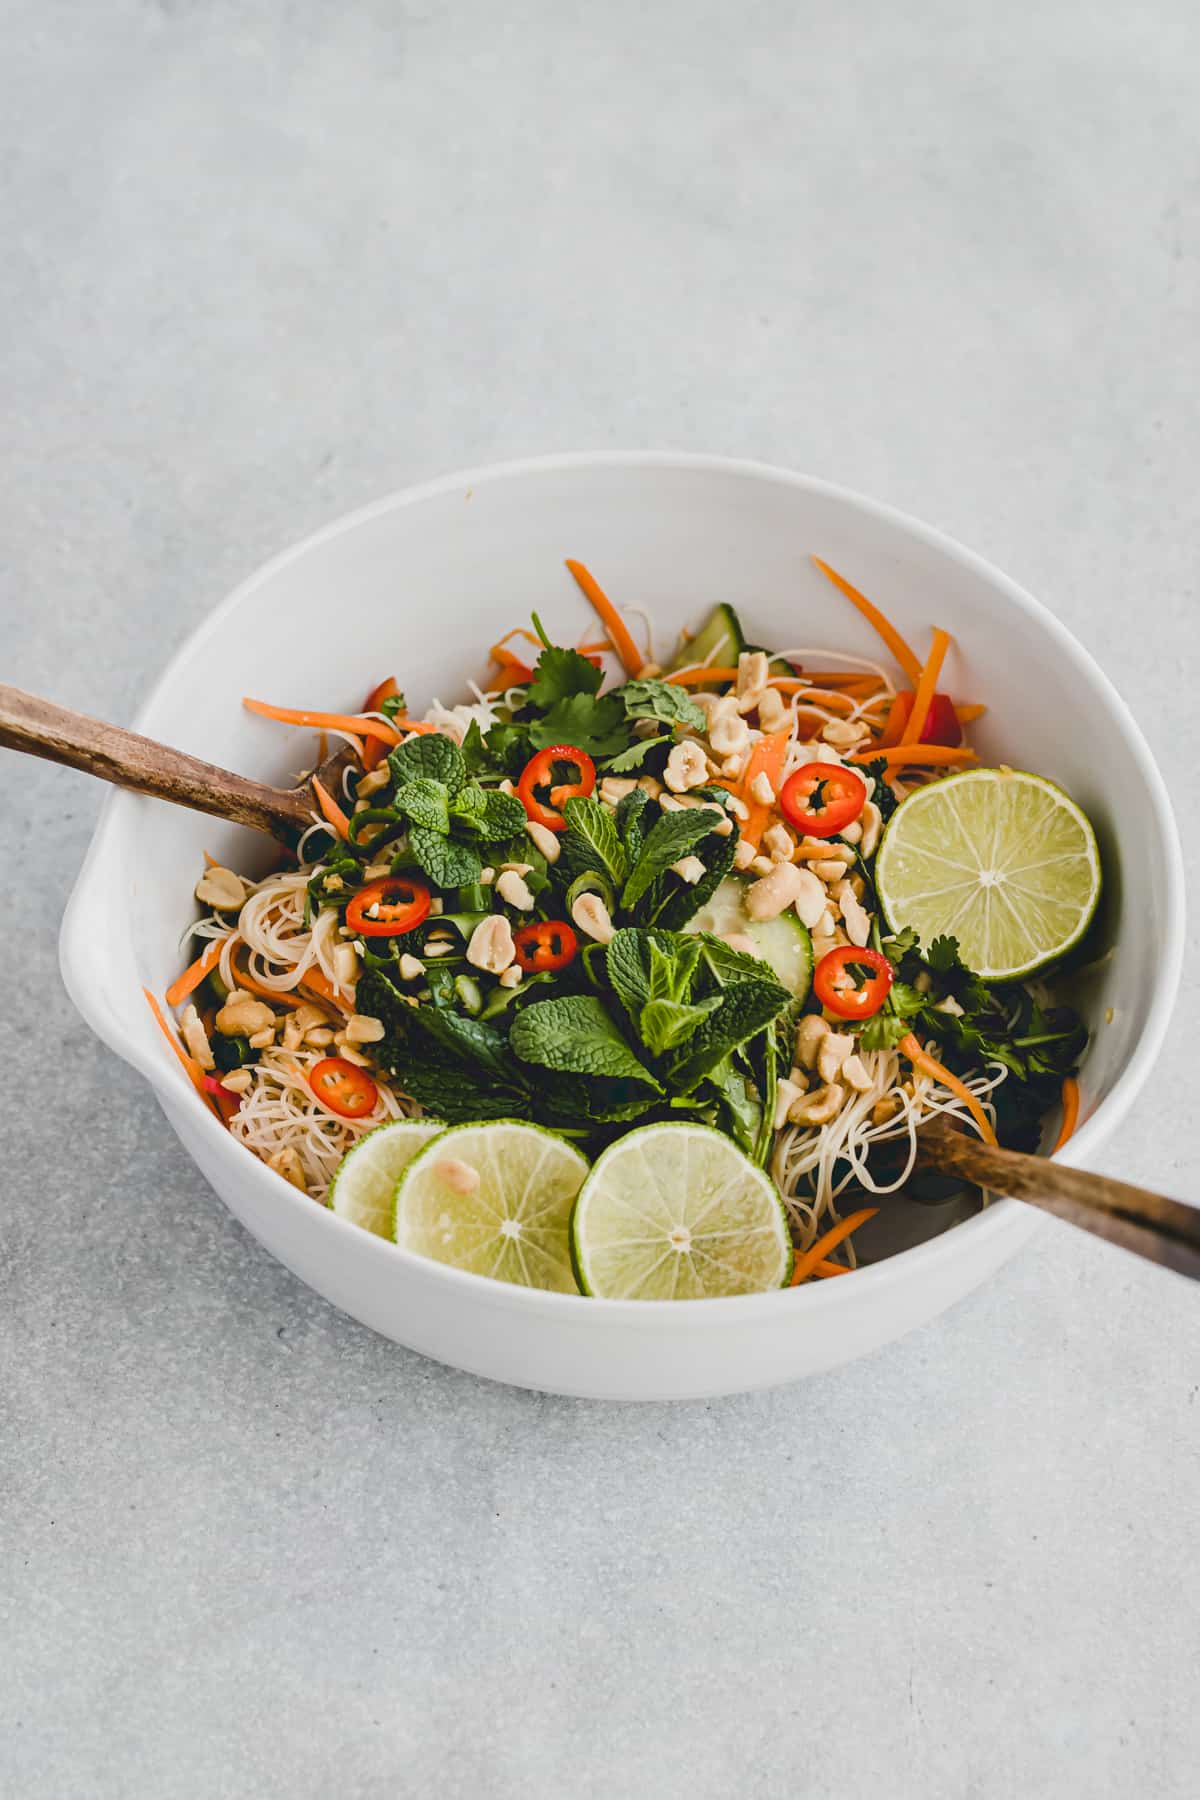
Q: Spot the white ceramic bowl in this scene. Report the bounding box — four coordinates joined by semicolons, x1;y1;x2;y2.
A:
60;454;1184;1399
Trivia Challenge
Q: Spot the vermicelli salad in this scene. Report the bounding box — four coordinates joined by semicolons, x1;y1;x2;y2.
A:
149;557;1100;1299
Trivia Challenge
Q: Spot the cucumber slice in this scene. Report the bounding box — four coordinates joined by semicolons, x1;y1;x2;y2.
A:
667;603;746;673
685;875;813;999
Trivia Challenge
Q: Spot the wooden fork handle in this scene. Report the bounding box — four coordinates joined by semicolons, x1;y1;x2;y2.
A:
0;684;313;839
917;1122;1200;1281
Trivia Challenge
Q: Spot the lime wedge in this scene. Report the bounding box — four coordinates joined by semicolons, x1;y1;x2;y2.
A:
570;1123;792;1300
874;768;1101;981
394;1121;587;1292
329;1120;444;1237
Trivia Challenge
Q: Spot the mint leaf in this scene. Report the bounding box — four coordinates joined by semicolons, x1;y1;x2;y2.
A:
652;829;737;930
510;995;663;1088
476;789;528;842
605;928;655;1019
616;678;706;732
640;994;723;1056
615;787;652;864
696;933;778;987
621;807;722;911
528;645;603;707
528;692;628;758
667;978;793;1092
409;827;482;889
646;936;702;1005
448;782;488;825
393;777;450;834
560;795;626;886
388;732;466;795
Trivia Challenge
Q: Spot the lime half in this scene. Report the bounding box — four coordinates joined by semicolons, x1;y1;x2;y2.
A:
329;1120;444;1237
570;1123;792;1300
394;1121;587;1293
874;767;1101;981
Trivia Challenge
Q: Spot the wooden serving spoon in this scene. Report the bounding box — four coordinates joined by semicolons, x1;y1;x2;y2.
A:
4;684;1197;1280
0;684;353;842
915;1120;1200;1281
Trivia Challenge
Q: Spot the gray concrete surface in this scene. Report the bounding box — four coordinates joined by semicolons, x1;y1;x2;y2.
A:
3;3;1199;1795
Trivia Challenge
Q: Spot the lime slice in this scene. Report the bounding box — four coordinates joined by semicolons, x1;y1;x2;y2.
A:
570;1123;792;1300
874;767;1101;981
329;1120;444;1237
394;1121;587;1292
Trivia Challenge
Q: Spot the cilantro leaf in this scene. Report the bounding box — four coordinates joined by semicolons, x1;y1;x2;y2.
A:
527;692;629;758
856;758;899;823
603;736;668;773
615;678;706;733
858;1010;914;1051
528;645;604;708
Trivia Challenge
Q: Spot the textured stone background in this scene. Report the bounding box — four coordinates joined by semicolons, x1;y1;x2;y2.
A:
3;4;1198;1795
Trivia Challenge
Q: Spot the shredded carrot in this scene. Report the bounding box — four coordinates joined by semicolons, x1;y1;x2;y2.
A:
311;776;351;840
665;665;740;686
299;966;350;1012
143;988;220;1117
1052;1077;1080;1152
810;557;923;685
956;703;987;724
165;938;226;1009
898;1033;998;1145
736;729;792;849
202;850;220;869
901;628;952;746
790;1209;880;1286
242;697;401;748
848;744;976;768
877;689;914;749
813;1259;851;1278
565;559;643;677
490;651;536;686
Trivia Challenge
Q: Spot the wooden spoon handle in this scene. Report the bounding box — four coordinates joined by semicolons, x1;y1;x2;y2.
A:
917;1122;1200;1281
0;684;312;839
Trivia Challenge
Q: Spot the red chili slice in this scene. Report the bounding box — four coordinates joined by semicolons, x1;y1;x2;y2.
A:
512;919;579;974
309;1056;378;1119
363;675;399;714
516;744;597;833
360;676;401;770
345;876;432;938
812;947;894;1020
883;689;963;748
779;763;867;838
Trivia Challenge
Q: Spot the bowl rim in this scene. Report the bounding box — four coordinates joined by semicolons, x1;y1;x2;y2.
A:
60;450;1187;1323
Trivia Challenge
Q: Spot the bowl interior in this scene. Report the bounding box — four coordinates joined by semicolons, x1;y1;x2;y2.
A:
71;456;1177;1263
